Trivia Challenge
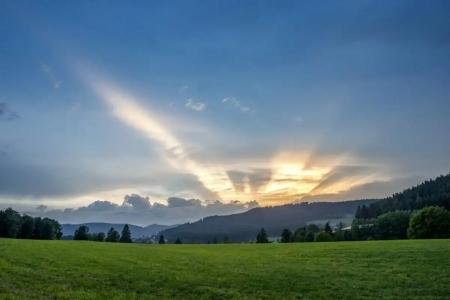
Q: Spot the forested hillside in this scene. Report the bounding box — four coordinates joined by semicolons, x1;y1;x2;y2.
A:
356;173;450;219
162;200;372;243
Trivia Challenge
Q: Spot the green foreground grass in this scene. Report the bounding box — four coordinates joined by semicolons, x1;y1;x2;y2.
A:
0;239;449;299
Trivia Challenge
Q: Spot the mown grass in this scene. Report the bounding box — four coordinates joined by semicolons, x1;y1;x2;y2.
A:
0;239;449;299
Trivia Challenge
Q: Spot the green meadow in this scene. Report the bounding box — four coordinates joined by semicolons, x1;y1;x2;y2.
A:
0;239;449;299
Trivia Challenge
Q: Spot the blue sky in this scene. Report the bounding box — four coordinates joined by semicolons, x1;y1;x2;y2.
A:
1;1;450;223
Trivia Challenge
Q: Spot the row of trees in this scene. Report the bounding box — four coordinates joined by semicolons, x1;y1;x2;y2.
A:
352;206;450;240
73;224;132;243
255;206;450;243
255;223;346;243
0;208;62;240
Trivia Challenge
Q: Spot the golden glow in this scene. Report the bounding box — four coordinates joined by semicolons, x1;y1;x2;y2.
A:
262;155;331;202
84;72;379;206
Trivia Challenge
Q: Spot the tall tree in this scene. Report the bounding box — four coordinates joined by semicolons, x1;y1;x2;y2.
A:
74;225;89;240
0;208;22;238
18;215;35;239
158;235;165;244
106;227;120;242
119;224;132;243
256;228;269;243
280;228;292;243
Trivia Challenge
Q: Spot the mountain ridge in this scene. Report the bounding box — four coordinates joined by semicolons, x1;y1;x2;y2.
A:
161;199;374;243
61;222;176;239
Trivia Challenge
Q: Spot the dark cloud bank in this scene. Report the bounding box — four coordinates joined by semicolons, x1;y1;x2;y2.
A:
33;195;259;226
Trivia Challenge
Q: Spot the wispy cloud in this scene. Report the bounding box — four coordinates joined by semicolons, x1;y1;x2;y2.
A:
179;84;189;93
185;98;206;111
84;74;232;199
41;64;62;89
222;97;252;113
0;102;19;121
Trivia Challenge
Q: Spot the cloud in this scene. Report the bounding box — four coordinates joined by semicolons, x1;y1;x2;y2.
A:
179;85;189;93
123;194;151;209
32;194;259;225
79;200;119;212
310;165;374;195
41;64;62;89
85;75;233;200
0;102;19;121
222;97;252;113
185;98;206;111
302;176;423;202
167;197;202;208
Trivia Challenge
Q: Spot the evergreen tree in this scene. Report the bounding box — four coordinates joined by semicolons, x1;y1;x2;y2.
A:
106;227;120;242
280;228;292;243
119;224;132;243
256;228;269;243
324;222;333;235
74;225;89;240
158;235;165;244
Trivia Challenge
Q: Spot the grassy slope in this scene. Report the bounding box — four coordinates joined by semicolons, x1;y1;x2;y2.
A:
0;239;449;299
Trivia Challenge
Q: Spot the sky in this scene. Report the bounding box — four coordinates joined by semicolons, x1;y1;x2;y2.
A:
1;1;450;225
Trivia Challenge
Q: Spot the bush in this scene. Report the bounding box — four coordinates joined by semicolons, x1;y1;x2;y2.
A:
374;211;410;240
293;228;306;242
304;231;315;242
351;219;375;240
407;206;450;239
314;231;333;242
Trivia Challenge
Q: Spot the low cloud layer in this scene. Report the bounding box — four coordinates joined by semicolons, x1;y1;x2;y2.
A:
31;194;259;226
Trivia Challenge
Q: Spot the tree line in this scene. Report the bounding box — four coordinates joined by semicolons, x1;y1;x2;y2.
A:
257;205;450;243
73;224;132;243
355;173;450;219
0;208;62;240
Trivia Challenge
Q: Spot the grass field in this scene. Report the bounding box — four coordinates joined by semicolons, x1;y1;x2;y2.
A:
0;239;449;299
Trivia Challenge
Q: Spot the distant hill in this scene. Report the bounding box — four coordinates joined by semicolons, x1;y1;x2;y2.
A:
61;223;175;239
356;173;450;219
161;199;373;243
